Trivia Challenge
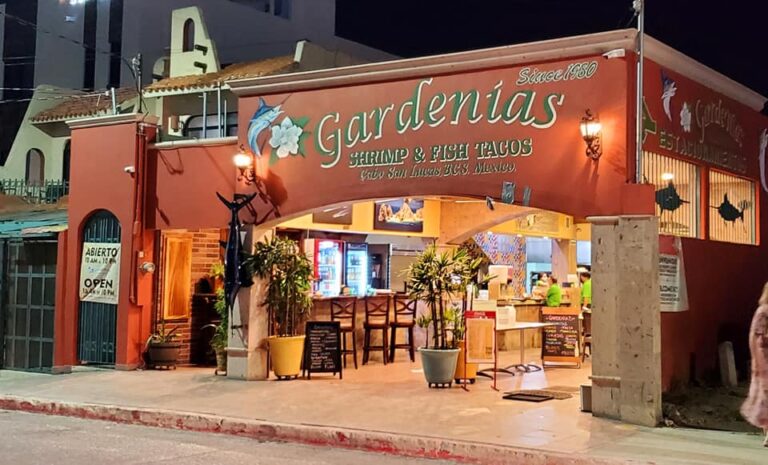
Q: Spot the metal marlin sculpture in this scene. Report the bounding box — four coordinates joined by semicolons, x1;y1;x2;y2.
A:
217;192;257;311
655;181;689;214
714;194;748;223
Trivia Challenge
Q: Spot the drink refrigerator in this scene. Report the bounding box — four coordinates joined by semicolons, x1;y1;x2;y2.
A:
304;239;343;297
345;243;369;296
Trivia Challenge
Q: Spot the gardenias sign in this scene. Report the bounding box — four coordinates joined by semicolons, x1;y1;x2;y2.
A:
314;76;568;169
246;60;602;180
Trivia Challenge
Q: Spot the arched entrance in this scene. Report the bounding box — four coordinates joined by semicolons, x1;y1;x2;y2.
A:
78;210;121;365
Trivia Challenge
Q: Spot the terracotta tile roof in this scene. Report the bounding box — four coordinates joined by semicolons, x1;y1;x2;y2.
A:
31;87;138;123
144;55;297;94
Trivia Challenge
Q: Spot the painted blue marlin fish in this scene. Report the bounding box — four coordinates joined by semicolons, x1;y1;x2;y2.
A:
247;97;282;156
217;192;257;312
661;71;677;121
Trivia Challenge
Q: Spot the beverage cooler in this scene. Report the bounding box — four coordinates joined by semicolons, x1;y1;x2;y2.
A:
345;243;369;296
304;239;343;297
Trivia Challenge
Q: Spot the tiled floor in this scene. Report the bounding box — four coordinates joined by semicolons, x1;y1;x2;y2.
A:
0;351;765;465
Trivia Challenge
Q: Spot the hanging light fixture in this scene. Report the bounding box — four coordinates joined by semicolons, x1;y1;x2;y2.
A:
233;145;257;185
579;109;603;160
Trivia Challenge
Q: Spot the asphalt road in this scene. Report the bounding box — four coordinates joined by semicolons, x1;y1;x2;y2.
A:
0;410;458;465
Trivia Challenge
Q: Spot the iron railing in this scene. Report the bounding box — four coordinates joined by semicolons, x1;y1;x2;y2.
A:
0;179;69;205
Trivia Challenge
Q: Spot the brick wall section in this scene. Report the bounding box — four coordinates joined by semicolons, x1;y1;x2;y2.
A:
159;229;223;365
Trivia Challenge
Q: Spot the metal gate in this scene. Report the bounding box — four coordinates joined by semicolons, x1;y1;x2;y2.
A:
1;240;57;371
78;210;120;365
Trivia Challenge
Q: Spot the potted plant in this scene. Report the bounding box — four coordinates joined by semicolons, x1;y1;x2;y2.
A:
145;321;181;369
203;289;228;375
446;303;477;384
246;236;313;379
407;246;483;388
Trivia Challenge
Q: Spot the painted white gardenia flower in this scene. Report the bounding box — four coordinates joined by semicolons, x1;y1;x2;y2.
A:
269;117;303;158
680;102;692;133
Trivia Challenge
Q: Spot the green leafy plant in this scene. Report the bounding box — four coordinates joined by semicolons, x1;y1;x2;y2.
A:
210;262;225;280
406;246;484;350
203;289;228;352
148;320;179;344
245;236;313;337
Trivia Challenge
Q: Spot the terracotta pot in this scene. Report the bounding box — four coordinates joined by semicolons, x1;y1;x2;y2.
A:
453;340;478;381
147;342;180;368
268;335;305;379
215;349;227;374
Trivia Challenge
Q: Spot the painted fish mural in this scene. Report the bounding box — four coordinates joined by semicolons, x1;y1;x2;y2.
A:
247;98;282;157
655;181;688;214
760;129;768;194
217;192;257;312
661;71;677;121
715;194;746;223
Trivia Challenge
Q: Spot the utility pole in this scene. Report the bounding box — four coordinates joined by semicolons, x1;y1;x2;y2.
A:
634;0;645;183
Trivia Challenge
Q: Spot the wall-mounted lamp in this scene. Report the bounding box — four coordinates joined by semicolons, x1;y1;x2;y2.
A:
233;145;257;185
579;109;602;160
139;262;156;274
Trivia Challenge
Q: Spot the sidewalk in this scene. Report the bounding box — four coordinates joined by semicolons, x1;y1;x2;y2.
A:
0;362;764;465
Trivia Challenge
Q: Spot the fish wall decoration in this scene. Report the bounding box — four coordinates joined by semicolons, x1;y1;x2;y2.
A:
655;181;689;214
714;194;747;223
247;98;282;157
217;192;257;312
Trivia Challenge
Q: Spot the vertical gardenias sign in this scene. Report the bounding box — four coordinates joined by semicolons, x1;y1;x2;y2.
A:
79;242;121;305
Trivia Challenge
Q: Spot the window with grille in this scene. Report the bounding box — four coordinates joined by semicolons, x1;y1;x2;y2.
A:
642;152;700;238
708;171;757;245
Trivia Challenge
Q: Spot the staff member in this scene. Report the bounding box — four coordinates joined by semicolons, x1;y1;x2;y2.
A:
546;276;562;307
580;272;592;308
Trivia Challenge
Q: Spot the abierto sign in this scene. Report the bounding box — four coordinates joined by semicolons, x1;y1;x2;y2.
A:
79;242;121;305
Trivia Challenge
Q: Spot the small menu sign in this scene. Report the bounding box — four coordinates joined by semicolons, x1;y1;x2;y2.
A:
303;321;342;379
541;308;580;361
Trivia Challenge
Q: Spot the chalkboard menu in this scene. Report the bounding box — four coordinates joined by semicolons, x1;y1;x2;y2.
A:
303;321;342;379
541;308;581;366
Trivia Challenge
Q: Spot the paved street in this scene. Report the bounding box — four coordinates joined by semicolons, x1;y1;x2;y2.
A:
0;410;456;465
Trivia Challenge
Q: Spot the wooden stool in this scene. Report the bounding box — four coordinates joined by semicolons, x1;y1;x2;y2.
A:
331;297;358;369
389;294;417;362
581;311;592;362
363;295;390;365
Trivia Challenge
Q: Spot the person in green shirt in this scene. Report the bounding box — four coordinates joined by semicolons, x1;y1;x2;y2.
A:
580;272;592;307
546;276;562;307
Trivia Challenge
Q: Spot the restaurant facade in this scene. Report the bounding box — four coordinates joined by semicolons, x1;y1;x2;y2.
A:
51;29;768;426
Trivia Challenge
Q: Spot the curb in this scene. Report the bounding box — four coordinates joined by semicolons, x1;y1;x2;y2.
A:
0;396;648;465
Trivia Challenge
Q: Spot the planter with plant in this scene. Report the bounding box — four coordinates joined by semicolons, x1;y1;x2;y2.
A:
407;245;483;388
145;321;181;369
246;236;313;380
203;288;228;375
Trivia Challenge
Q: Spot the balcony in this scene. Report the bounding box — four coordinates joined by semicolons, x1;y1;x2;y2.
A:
0;179;69;205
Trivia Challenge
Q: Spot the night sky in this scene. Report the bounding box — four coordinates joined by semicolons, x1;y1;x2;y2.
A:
336;0;768;103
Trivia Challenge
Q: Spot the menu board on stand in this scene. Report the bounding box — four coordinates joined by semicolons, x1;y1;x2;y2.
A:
541;307;581;368
302;321;343;379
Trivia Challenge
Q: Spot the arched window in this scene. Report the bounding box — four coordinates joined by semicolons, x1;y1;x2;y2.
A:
63;140;71;183
25;149;45;186
182;19;195;52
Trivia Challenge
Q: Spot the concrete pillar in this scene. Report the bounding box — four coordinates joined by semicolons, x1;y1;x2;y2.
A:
588;215;661;427
551;239;575;282
227;227;272;380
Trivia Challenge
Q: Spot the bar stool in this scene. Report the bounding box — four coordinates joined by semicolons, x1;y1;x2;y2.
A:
581;311;592;362
389;294;417;362
363;295;390;365
330;296;358;369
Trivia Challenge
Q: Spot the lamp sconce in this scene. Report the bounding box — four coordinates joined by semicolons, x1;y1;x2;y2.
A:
139;262;156;274
579;109;602;160
233;145;257;185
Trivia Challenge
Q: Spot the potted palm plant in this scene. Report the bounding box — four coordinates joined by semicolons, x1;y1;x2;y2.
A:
203;289;228;375
246;236;313;379
407;246;482;388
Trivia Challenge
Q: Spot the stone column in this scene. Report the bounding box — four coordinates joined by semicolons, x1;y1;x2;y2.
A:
227;227;272;380
588;215;661;427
